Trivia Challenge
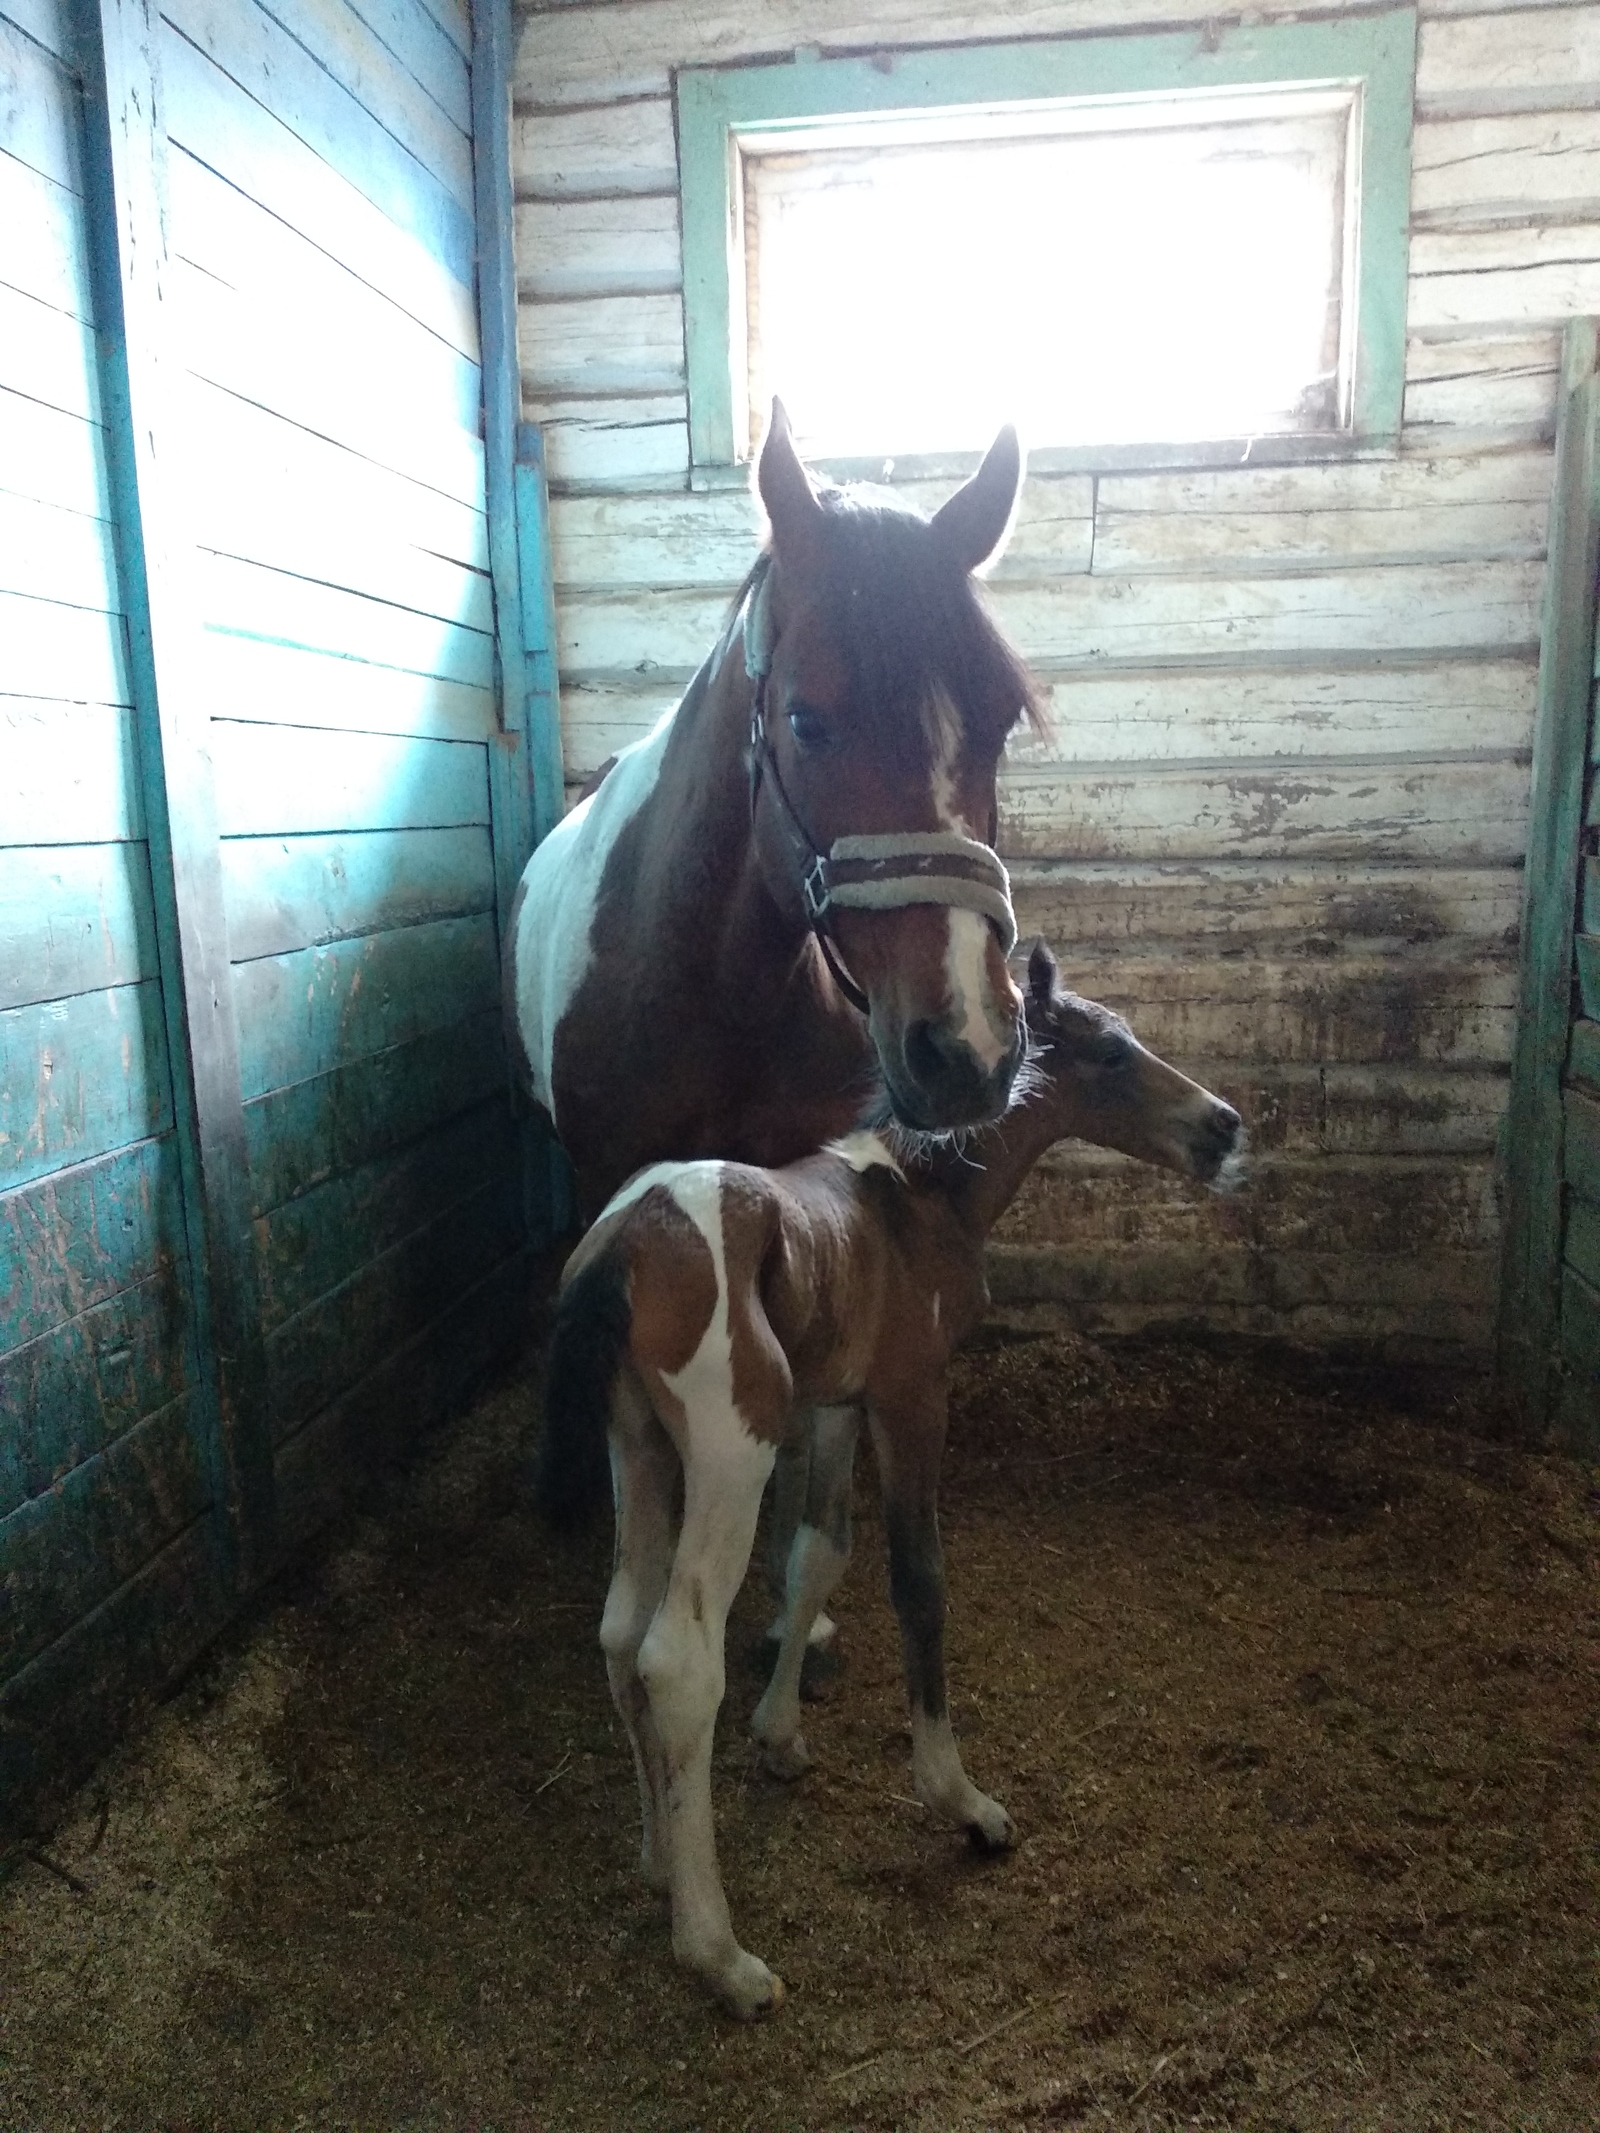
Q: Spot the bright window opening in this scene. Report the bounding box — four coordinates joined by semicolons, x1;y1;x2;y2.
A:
739;88;1359;461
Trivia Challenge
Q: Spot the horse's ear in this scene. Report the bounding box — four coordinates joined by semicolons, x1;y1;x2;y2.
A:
756;397;826;568
1027;937;1058;1005
931;424;1023;575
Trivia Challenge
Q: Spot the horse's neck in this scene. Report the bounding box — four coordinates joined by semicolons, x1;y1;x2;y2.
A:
919;1097;1068;1243
645;654;802;993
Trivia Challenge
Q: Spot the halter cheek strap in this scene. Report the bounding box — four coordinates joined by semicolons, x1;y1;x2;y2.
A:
739;559;1019;1019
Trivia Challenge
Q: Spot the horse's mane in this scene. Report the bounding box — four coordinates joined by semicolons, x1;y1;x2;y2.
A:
731;483;1047;757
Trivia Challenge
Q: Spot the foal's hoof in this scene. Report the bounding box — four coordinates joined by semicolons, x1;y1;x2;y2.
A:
716;1952;786;2021
757;1731;811;1782
964;1797;1016;1854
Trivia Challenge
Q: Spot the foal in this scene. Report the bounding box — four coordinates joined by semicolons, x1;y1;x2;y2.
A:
538;944;1245;2017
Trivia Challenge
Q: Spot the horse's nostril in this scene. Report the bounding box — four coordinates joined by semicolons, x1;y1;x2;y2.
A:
903;1018;951;1088
1217;1102;1243;1136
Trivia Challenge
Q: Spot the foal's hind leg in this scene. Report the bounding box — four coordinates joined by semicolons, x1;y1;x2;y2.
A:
752;1403;860;1777
868;1391;1014;1853
599;1368;678;1890
638;1417;778;2017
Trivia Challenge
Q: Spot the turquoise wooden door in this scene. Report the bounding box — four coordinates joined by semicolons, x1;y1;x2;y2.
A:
1501;319;1600;1449
1;0;557;1804
0;0;229;1794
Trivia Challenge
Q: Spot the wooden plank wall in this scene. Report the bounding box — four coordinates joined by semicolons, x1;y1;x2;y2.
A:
4;0;531;1806
508;0;1600;1359
156;0;525;1551
0;0;225;1793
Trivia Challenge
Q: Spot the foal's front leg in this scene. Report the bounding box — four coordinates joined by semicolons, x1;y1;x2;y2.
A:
637;1422;780;2016
752;1402;860;1777
868;1391;1014;1852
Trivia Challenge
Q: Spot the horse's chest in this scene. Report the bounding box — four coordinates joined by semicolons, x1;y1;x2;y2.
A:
557;979;873;1209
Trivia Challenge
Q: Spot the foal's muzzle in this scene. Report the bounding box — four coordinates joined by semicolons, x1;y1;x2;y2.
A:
1185;1098;1247;1187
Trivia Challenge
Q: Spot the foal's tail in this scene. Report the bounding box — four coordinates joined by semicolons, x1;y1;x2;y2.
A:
535;1249;631;1531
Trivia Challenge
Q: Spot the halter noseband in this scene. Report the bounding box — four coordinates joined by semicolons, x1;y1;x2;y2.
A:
737;558;1018;1018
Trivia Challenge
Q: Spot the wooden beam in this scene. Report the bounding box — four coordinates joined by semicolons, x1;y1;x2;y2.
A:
515;422;567;848
1498;317;1600;1425
471;0;567;1244
471;0;533;942
76;0;273;1586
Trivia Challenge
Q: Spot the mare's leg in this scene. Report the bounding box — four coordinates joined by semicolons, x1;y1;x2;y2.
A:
764;1419;839;1653
868;1392;1013;1852
599;1368;678;1890
638;1417;779;2016
751;1403;860;1777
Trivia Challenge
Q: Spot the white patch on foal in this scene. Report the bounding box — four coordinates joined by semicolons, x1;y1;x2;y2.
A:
597;1160;688;1227
823;1130;904;1178
512;706;676;1113
635;1161;782;2015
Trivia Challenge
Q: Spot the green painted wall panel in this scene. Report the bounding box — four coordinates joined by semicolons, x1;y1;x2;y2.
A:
0;386;112;520
0;981;173;1192
1563;1086;1600;1205
242;1006;505;1219
231;911;500;1102
253;1095;511;1336
0;705;144;846
0;153;93;324
263;1167;518;1439
1576;935;1600;1021
221;824;496;964
271;1252;524;1557
1565;1196;1600;1293
1559;1263;1600;1383
0;1393;207;1678
1569;1018;1600;1094
0;587;130;706
0;281;103;427
0;1264;189;1518
0;1516;223;1805
0;487;121;615
0;843;159;1013
160;0;476;285
0;8;84;188
212;722;490;837
0;1135;185;1360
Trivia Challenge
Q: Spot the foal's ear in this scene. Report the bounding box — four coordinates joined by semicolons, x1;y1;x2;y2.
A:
757;397;826;569
931;424;1023;575
1027;937;1058;1005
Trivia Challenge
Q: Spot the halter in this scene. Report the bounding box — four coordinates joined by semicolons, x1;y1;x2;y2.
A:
736;558;1018;1018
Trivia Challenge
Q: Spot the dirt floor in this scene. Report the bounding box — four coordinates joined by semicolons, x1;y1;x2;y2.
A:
2;1324;1597;2132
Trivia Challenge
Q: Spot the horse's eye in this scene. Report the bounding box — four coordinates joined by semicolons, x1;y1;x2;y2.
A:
1099;1035;1134;1070
787;702;831;754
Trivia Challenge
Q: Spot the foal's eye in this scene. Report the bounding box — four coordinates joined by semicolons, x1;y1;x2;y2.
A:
786;702;831;754
1098;1035;1135;1070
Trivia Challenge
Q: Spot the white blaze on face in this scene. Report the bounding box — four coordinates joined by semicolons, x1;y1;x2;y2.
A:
512;706;676;1114
925;686;1010;1076
944;912;1011;1074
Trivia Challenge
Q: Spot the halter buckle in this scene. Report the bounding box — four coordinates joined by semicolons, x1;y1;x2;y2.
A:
801;856;832;924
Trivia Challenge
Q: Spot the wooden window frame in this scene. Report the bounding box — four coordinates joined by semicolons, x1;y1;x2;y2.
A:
677;9;1416;481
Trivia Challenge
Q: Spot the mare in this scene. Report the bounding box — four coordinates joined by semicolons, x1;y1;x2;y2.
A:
537;944;1246;2017
504;399;1042;1220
